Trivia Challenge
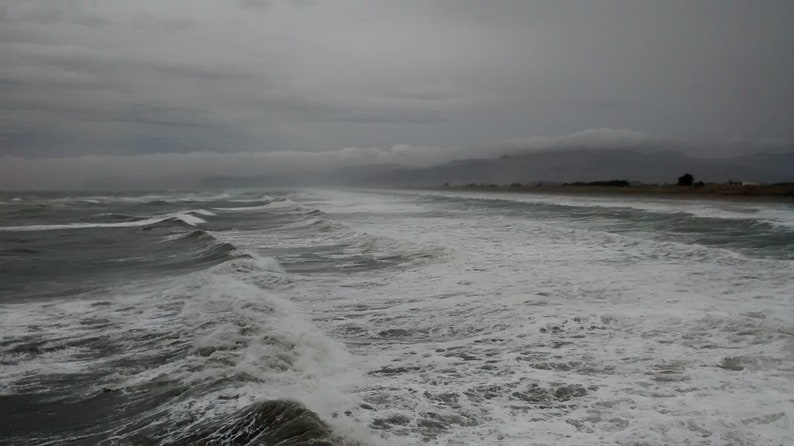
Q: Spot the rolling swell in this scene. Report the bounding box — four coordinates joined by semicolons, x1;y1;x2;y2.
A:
1;256;364;445
419;192;794;259
172;232;241;268
0;211;243;301
0;191;377;445
169;400;352;446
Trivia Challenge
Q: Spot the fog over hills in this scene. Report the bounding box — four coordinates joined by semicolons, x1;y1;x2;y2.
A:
372;149;794;186
201;148;794;188
5;131;792;190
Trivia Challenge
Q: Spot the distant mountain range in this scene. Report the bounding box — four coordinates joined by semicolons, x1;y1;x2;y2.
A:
201;149;794;188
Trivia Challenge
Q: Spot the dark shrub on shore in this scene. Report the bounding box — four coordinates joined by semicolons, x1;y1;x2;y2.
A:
563;180;630;187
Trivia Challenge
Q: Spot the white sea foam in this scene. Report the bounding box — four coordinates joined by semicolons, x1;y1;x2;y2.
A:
189;208;216;216
174;212;206;226
406;189;794;229
213;198;304;213
212;203;277;212
0;211;208;231
133;271;372;443
269;189;794;445
0;258;376;444
3;188;792;445
227;195;275;203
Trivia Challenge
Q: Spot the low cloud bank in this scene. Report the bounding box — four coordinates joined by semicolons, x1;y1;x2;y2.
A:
2;129;790;190
0;144;468;190
492;128;679;153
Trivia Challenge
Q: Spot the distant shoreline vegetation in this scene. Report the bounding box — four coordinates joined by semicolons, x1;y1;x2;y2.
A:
436;181;794;198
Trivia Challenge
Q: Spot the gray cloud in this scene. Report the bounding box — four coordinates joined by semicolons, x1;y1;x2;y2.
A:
0;144;467;189
490;128;794;159
490;128;683;153
0;1;792;180
3;128;791;190
0;2;111;27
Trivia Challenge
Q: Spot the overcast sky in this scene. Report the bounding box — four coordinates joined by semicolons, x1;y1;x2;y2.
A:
1;1;792;187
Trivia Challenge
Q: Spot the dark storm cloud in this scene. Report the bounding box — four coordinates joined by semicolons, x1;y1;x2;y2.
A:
0;0;793;186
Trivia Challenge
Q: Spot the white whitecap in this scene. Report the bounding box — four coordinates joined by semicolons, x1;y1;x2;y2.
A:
214;199;304;213
213;204;275;212
0;212;207;232
187;209;216;217
174;213;206;226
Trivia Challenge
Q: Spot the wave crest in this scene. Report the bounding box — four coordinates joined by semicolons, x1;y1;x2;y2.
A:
168;399;347;446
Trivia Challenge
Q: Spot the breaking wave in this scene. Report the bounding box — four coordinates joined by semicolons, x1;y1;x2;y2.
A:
0;192;374;445
0;210;212;232
166;399;359;446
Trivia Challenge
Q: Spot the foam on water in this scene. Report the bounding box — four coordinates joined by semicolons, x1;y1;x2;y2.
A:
2;188;793;445
0;256;374;444
270;189;794;445
413;189;794;230
213;203;278;212
213;198;305;213
0;211;208;231
189;209;216;216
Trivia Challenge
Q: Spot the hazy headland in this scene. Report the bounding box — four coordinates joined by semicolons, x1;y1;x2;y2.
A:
436;182;794;199
198;147;794;199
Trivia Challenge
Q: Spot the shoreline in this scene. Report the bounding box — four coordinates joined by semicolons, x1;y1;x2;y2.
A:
427;183;794;201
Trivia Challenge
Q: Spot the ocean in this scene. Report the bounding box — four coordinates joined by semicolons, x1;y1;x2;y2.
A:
1;189;792;445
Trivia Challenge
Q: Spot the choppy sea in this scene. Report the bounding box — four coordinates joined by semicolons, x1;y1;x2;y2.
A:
1;189;792;445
